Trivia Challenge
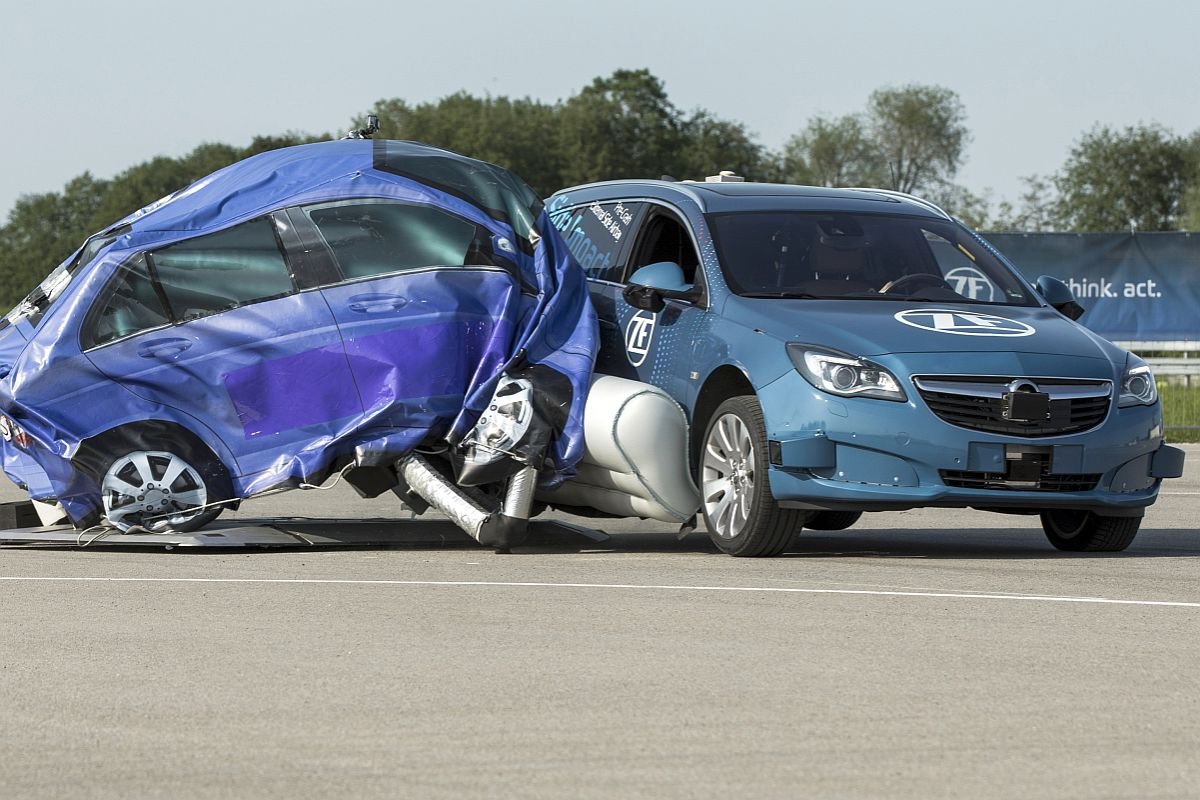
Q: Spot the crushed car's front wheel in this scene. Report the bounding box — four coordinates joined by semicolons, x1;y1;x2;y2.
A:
1040;510;1141;552
701;396;809;557
102;450;223;533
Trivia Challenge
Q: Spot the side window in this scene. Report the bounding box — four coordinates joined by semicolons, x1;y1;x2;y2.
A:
306;201;492;281
82;254;171;349
550;200;640;282
627;209;701;285
150;217;294;321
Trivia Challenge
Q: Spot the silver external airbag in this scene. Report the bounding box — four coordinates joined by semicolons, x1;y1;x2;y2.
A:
539;375;700;522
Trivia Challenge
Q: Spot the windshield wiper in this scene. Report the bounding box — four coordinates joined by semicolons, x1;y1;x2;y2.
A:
740;291;822;299
897;293;979;303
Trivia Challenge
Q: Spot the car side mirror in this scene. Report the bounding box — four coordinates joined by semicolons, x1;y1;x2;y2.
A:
1035;275;1085;321
622;261;697;313
623;284;667;313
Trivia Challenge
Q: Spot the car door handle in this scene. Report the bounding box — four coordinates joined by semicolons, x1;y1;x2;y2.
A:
347;293;409;314
137;337;193;358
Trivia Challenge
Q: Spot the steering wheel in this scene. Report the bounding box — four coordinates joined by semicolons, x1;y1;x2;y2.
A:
879;272;953;295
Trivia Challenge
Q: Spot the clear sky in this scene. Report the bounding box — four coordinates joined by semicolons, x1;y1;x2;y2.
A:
2;0;1198;220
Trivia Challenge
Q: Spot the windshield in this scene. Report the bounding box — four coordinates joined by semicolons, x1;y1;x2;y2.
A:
708;211;1034;306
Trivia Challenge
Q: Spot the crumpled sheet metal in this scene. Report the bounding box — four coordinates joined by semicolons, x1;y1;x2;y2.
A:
0;140;597;525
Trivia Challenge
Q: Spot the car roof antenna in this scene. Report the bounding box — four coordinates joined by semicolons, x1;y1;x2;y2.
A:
344;114;380;140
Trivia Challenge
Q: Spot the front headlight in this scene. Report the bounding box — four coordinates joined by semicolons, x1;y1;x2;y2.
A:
787;344;906;402
1118;355;1158;407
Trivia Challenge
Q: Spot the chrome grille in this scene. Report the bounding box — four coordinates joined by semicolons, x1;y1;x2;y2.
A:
914;376;1112;437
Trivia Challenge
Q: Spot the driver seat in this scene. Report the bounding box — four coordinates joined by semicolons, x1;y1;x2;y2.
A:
804;238;873;295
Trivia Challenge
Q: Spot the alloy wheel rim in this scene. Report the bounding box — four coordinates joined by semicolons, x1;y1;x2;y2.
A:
101;451;208;532
702;413;755;539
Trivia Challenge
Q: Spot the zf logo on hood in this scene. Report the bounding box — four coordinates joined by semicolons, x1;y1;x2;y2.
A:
895;309;1036;337
625;310;657;366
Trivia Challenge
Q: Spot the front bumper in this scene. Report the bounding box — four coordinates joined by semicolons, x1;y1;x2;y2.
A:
758;371;1182;517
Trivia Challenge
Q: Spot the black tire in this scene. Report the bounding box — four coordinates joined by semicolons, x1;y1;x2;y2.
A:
805;510;863;531
97;441;228;533
699;395;810;557
1040;510;1141;552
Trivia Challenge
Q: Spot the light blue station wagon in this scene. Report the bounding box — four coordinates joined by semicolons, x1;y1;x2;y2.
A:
547;177;1185;556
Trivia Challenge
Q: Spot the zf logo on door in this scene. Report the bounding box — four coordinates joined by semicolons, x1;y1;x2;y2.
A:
625;311;657;366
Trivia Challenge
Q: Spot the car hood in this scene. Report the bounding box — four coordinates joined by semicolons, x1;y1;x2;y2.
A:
730;299;1120;362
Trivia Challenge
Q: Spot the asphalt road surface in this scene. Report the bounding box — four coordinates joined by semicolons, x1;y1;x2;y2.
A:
2;445;1199;799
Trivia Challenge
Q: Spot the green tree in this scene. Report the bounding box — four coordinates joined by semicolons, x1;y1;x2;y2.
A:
554;69;770;185
0;135;314;307
867;84;970;194
556;68;687;186
779;114;883;187
987;174;1061;232
1177;129;1200;231
0;173;110;305
244;132;324;157
922;181;993;230
89;154;213;230
776;85;969;198
370;93;563;195
676;111;767;181
1182;186;1200;231
1055;124;1190;231
368;70;768;191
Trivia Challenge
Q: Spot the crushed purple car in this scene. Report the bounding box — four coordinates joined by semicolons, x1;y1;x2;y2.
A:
0;139;598;547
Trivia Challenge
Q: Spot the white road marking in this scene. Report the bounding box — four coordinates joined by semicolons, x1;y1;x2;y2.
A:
1;576;1198;609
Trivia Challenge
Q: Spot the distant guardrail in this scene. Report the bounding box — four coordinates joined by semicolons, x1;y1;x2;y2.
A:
1114;342;1200;384
1113;341;1200;354
1147;358;1199;373
1117;343;1200;435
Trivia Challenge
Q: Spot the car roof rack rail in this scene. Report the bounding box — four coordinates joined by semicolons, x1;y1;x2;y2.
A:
843;187;952;220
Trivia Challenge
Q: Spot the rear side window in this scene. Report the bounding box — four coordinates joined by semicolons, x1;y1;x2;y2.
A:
549;200;638;282
82;254;171;349
150;217;294;320
306;201;486;280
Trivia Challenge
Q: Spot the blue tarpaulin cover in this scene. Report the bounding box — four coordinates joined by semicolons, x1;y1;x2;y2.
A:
0;140;597;525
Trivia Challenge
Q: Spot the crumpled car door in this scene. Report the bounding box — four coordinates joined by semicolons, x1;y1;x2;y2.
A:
82;217;362;485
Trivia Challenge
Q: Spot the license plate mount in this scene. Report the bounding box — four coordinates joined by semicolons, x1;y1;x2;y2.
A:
1002;391;1050;422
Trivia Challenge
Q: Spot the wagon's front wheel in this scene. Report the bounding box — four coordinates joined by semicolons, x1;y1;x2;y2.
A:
700;396;810;557
805;510;863;531
1040;510;1141;552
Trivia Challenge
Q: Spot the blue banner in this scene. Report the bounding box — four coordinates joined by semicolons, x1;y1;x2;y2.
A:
983;232;1200;343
